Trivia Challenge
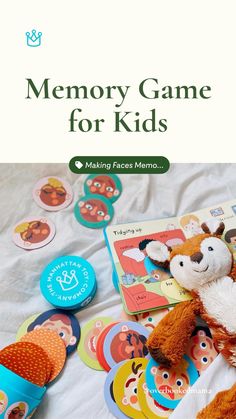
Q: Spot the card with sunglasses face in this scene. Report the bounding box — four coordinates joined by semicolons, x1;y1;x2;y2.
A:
12;217;56;250
33;176;73;211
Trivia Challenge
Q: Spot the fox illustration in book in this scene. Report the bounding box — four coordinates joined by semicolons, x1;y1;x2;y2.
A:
146;219;236;418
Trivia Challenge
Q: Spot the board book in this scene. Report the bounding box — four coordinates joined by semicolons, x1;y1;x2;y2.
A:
104;199;236;314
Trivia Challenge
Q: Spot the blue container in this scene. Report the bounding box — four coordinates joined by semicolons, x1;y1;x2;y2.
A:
40;256;97;310
0;365;46;418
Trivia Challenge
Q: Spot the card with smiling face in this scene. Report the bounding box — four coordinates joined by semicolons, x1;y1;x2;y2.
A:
137;373;173;418
24;309;81;356
77;317;113;370
103;321;149;369
33;176;73;211
145;355;198;409
113;358;148;419
74;194;114;229
12;217;56;250
84;174;122;203
185;325;218;375
104;362;129;419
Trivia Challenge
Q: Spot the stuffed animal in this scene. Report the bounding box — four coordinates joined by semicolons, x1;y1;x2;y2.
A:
146;219;236;418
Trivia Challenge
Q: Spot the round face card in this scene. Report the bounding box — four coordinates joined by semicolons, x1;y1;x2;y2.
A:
113;358;148;419
0;341;52;387
120;309;169;332
77;317;113;370
84;174;122;203
185;326;218;375
145;355;199;409
13;217;55;250
74;194;114;229
33;176;73;211
103;321;149;369
104;362;129;419
24;309;81;356
96;322;119;371
20;329;66;383
138;373;173;418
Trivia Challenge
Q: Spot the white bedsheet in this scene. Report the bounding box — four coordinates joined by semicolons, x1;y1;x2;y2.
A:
0;163;236;419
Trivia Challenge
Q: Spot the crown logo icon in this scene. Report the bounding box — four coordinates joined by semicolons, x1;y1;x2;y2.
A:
56;270;79;292
26;29;42;47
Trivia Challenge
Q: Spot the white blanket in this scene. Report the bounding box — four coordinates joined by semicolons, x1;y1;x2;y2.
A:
0;164;236;419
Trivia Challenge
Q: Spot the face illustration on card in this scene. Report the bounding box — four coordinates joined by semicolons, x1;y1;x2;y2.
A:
103;322;149;369
33;177;73;211
225;229;236;248
77;317;113;370
84;174;122;203
186;326;218;374
13;217;56;250
138;374;173;418
146;355;198;409
113;358;148;419
180;214;203;236
135;310;170;332
120;309;169;332
74;194;114;228
26;310;80;356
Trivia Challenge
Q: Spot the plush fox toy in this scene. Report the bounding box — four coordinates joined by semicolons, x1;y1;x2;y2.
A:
146;219;236;419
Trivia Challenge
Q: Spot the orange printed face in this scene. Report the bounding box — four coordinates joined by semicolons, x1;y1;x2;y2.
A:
186;330;218;373
110;330;148;362
87;175;119;199
122;363;144;410
20;221;50;243
40;183;67;206
84;320;104;360
151;364;190;401
79;199;110;223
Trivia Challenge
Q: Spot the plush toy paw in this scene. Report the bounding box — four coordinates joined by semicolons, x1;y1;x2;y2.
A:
197;384;236;419
147;346;172;368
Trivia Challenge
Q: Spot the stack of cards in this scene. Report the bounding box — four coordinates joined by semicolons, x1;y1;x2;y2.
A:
77;310;172;372
74;174;122;229
12;176;74;251
104;352;199;418
0;310;81;418
0;329;66;418
77;318;149;372
77;314;218;419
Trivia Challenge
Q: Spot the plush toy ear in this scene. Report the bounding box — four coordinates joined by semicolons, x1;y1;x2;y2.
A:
146;241;171;270
201;219;225;236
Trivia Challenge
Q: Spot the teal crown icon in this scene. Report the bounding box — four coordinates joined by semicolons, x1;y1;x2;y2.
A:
26;29;42;47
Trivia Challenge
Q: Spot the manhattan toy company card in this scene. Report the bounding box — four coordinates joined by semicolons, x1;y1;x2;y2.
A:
105;199;236;314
